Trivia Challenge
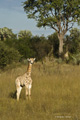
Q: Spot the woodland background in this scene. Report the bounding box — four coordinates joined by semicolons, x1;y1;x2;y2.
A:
0;27;80;69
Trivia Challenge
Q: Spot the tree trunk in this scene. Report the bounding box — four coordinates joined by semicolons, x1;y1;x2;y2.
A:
58;34;64;58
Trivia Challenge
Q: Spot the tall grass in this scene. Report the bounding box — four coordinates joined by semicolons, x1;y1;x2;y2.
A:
0;62;80;120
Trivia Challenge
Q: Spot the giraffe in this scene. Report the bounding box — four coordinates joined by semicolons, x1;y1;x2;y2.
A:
15;58;36;101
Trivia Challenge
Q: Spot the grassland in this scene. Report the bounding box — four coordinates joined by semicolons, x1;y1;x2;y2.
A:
0;62;80;120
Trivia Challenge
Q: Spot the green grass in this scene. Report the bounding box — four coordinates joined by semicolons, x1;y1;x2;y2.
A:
0;62;80;120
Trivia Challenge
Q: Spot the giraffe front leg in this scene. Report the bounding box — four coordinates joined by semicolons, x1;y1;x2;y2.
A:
29;84;32;100
25;86;29;100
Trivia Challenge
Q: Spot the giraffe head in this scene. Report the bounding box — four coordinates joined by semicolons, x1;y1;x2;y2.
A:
27;58;36;64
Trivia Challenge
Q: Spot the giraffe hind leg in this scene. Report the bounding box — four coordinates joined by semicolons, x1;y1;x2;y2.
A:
25;84;32;100
16;86;22;101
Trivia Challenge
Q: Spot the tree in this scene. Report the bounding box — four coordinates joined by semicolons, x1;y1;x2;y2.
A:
65;28;80;54
15;38;35;59
48;32;59;57
18;30;32;39
0;27;16;41
64;28;80;64
0;41;21;69
30;35;51;60
23;0;80;57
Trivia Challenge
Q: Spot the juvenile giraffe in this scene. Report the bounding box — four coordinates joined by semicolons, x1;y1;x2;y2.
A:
15;58;36;101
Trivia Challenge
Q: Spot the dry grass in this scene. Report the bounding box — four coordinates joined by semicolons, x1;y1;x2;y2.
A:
0;62;80;120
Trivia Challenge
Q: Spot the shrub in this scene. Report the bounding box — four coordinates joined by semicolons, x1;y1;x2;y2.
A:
0;41;21;69
69;53;80;65
30;36;51;60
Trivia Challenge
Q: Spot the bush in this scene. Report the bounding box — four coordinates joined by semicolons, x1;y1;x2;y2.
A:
69;53;80;65
4;38;35;59
0;42;21;69
30;36;51;60
13;38;35;59
48;32;59;57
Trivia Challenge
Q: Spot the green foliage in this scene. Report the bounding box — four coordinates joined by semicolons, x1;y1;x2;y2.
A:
30;35;51;60
3;30;36;60
64;28;80;54
69;53;80;65
63;28;80;64
0;27;16;41
56;58;63;64
69;28;80;54
18;30;32;39
23;0;80;56
15;38;35;59
0;26;80;67
48;32;59;57
4;38;17;48
23;0;80;31
0;42;21;69
4;38;35;60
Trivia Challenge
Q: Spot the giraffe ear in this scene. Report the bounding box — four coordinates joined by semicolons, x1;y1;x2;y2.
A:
27;58;30;61
34;58;36;61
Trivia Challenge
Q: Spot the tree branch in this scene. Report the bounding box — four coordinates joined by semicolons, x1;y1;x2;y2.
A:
50;23;58;32
50;8;54;17
68;23;74;31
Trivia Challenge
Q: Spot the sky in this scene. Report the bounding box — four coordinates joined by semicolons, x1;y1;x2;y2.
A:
0;0;54;36
0;0;79;37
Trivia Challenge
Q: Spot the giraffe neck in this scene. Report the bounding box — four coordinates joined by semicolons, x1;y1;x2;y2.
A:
27;63;32;76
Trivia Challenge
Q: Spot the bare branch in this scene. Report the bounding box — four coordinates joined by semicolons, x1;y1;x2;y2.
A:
50;23;58;32
68;23;74;31
50;8;54;17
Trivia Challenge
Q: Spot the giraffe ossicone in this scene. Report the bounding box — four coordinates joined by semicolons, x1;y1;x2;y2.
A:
15;58;36;101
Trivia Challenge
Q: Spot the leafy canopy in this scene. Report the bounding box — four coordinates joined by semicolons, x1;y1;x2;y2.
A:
23;0;80;34
0;27;16;40
0;41;21;68
18;30;32;39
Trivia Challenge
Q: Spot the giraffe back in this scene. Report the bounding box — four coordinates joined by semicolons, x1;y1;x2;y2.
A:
15;73;32;87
